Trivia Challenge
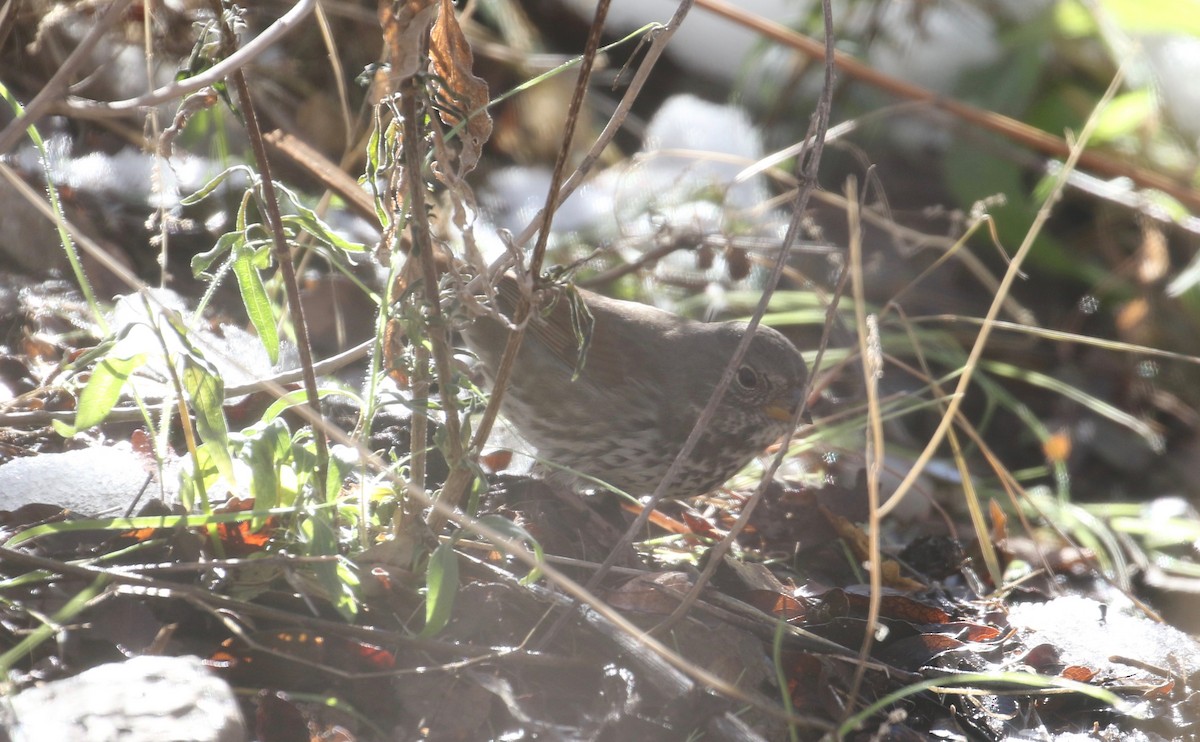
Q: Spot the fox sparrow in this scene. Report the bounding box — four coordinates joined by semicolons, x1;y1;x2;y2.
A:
464;275;807;499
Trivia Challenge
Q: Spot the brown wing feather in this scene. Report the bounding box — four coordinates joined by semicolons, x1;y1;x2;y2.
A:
490;275;632;389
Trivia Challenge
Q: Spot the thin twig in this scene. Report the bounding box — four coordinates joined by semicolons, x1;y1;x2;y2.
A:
845;177;884;713
452;0;617;511
647;0;838;637
0;0;134;154
694;0;1200;212
46;0;317;121
437;0;622;524
526;0;610;278
506;1;696;256
0;545;502;660
401;77;466;533
449;6;698;496
212;0;329;499
876;67;1131;519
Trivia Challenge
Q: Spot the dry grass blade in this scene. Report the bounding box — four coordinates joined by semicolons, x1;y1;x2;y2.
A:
878;64;1130;520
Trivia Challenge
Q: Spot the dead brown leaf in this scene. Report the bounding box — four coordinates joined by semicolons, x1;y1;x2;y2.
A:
822;506;927;591
373;0;438;102
429;0;492;175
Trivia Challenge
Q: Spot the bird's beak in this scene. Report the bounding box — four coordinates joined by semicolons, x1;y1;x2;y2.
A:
764;404;794;422
765;387;807;422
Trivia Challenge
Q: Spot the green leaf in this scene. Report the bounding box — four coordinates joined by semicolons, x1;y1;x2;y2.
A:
180;165;254;205
324;447;348;505
261;387;362;422
280;215;365;256
421;541;460;637
1054;0;1096;37
181;442;222;512
182;356;235;487
231;242;280;364
246;419;291;513
274;182;365;252
304;513;359;620
276;197;366;254
55;354;147;436
1100;0;1200;35
332;560;361;619
1057;0;1200;38
958;23;1050;117
191;230;244;276
1091;89;1154;144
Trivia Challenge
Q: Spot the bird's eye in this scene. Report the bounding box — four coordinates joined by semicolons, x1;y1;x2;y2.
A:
736;366;758;389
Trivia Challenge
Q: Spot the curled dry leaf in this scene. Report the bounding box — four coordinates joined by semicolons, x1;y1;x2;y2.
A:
429;0;492;176
374;0;438;101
